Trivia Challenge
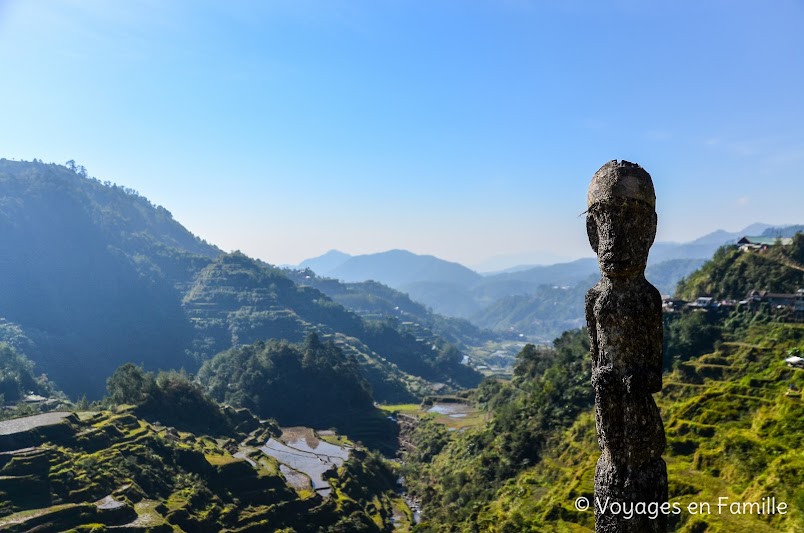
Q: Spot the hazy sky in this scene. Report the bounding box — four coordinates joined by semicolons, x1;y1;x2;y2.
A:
1;1;802;268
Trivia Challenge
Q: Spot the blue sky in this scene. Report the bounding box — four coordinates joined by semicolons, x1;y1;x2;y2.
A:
1;0;802;268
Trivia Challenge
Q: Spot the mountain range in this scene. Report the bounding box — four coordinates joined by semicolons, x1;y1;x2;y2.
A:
298;223;784;289
295;223;800;341
0;159;480;401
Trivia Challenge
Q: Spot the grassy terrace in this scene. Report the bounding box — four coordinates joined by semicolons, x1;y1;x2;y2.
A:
0;407;404;531
476;323;804;532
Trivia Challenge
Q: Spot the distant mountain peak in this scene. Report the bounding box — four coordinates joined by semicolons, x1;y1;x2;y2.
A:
324;249;482;288
297;249;352;276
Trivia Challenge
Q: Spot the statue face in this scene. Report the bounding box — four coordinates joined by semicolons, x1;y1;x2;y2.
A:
587;197;656;277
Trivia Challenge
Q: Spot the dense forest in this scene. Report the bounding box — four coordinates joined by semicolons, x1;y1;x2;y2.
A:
197;334;398;452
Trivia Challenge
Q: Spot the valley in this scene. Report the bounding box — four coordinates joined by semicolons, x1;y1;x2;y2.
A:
0;158;802;531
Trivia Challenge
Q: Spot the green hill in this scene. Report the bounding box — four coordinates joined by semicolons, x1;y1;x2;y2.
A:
401;244;804;532
403;322;804;532
184;253;481;402
287;271;499;349
0;406;403;532
676;235;804;300
0;159;213;399
0;159;480;404
198;334;400;453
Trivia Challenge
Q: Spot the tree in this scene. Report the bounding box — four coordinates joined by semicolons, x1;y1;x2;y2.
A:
106;363;153;405
789;232;804;265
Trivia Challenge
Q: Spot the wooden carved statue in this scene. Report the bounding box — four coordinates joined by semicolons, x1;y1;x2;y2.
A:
585;160;668;533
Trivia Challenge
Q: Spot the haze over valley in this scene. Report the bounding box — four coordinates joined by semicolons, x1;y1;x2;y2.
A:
1;1;803;531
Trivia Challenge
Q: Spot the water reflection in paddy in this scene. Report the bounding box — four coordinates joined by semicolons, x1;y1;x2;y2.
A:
258;427;351;495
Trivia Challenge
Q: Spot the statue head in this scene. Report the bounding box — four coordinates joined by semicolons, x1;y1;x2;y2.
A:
586;160;657;278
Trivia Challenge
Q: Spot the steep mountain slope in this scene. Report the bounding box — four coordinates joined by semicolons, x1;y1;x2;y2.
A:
0;159;480;402
403;322;804;532
402;241;804;532
676;234;804;300
0;159;215;398
286;270;498;349
470;323;804;532
185;253;481;400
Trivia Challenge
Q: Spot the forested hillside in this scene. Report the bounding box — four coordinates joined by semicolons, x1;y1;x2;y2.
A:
401;245;804;532
0;159;479;402
0;159;215;398
286;271;498;349
676;234;804;300
403;325;804;532
0;343;57;405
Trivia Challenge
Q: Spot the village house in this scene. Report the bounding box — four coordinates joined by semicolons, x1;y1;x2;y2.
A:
662;295;687;311
737;235;793;252
745;289;803;310
690;296;715;308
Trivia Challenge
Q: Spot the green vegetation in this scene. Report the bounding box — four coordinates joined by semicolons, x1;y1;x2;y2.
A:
0;408;402;532
3;157;802;530
0;159;480;403
0;343;54;405
105;364;247;437
185;251;478;404
403;330;593;528
288;273;498;350
403;321;804;532
470;285;589;343
198;335;400;453
402;241;804;532
676;234;804;300
0;159;214;398
199;334;373;427
664;310;723;370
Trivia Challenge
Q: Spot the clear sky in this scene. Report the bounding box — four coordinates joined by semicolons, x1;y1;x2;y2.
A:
1;0;802;268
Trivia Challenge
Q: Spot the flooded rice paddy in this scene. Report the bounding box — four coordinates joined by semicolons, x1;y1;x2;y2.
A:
258;427;351;497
